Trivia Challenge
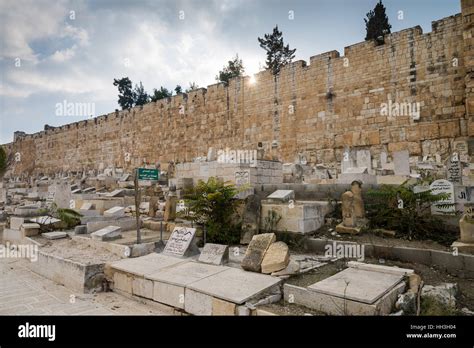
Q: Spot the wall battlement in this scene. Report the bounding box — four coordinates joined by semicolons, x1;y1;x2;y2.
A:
4;5;473;177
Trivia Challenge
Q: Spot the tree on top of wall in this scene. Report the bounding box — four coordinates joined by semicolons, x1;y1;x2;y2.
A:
185;82;199;93
174;85;183;94
133;81;150;106
258;25;296;76
113;77;135;110
151;86;172;102
216;54;245;86
364;0;391;44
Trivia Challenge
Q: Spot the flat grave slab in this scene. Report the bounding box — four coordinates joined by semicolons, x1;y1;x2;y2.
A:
266;190;294;202
110;253;188;278
308;268;403;304
147;261;228;286
42;232;68;240
187;267;281;304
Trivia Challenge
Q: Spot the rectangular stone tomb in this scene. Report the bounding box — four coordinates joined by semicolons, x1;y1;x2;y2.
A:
163;227;197;257
110;253;187;278
91;226;122;241
198;243;229;265
266;190;294;202
308;267;404;304
106;189;124;197
42;232;68;240
21;223;40;237
187;267;281;304
104;206;125;217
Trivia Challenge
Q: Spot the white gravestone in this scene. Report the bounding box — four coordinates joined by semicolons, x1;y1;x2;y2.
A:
163;227;197;257
430;179;455;215
235;171;250;187
447;153;462;184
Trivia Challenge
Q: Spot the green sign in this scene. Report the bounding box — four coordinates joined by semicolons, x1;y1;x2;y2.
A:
137;168;159;181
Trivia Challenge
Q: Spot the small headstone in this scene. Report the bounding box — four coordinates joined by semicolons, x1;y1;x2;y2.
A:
356;150;372;172
267;190;294;202
104;206;125;217
80;202;94;210
198;243;229;265
447;153;462;184
235;171;250;187
393;150;410;175
336;180;367;234
430;179;455;215
163;227;197;257
261;241;290;274
91;226;122;241
42;231;68;240
107;189;125;197
241;233;276;272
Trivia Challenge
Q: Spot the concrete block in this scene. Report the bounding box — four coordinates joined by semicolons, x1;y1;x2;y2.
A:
153;281;185;309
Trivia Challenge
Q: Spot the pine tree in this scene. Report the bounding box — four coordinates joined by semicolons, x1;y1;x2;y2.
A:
364;0;391;43
113;77;135;110
0;146;7;175
151;86;172;102
258;25;296;75
133;82;149;106
174;85;182;94
216;54;245;86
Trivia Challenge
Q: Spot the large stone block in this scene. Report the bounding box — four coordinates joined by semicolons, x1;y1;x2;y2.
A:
241;233;276;272
261;241;290;274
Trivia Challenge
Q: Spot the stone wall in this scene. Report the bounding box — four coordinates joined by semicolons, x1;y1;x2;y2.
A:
3;3;473;177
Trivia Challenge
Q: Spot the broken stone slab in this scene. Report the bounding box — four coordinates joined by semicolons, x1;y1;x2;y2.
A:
86;217;137;233
74;225;87;235
82;187;96;193
266;190;294;202
104;206;125;217
271;260;301;276
347;261;414;276
308;267;405;304
91;226;122;241
241;233;276;272
261;241;290;274
20;223;40;237
42;231;68;240
198;243;229;265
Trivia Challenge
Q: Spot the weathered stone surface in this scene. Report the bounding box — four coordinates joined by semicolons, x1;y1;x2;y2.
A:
459;213;474;243
267;190;294;202
187;267;281;304
104;206;125;217
421;283;458;308
271;260;300;276
20;223;40;237
241;233;276;272
308;268;404;304
42;231;68;240
91;226;122;241
198;243;229;265
261;241;290;274
212;297;236;315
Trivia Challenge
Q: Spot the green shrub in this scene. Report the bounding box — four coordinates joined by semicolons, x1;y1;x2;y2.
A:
183;177;242;244
366;181;457;245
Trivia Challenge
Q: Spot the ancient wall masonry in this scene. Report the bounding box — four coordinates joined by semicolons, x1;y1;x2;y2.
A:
3;2;474;177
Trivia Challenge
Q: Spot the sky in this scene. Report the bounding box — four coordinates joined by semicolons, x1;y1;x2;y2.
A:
0;0;461;144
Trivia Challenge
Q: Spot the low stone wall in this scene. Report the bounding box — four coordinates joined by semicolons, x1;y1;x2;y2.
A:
304;238;474;278
27;251;105;293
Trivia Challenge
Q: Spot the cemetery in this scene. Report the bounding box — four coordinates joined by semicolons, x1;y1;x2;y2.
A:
0;0;473;318
0;144;473;316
